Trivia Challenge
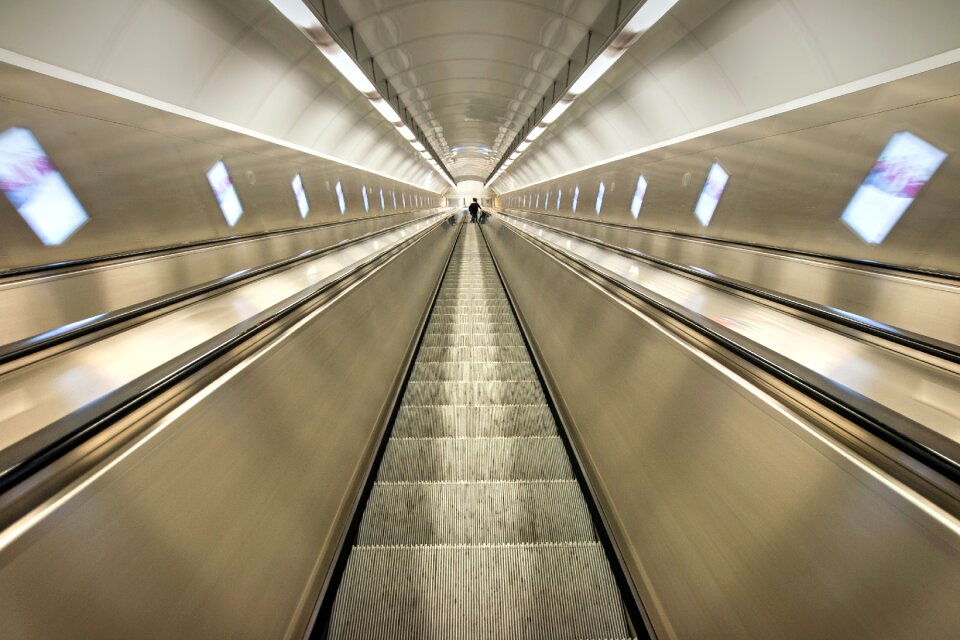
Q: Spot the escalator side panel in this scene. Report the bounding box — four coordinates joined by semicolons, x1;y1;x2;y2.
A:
0;223;456;640
482;216;960;640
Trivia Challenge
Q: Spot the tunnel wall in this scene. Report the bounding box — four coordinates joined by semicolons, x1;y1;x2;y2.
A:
495;0;960;273
500;0;960;190
0;0;441;190
498;61;960;273
0;62;441;271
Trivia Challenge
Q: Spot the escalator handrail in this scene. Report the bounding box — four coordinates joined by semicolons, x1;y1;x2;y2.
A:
498;212;960;365
498;216;960;492
502;207;960;282
0;208;445;281
0;211;452;366
0;215;449;498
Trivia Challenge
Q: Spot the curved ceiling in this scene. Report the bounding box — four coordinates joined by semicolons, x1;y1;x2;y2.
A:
336;0;619;182
494;0;960;193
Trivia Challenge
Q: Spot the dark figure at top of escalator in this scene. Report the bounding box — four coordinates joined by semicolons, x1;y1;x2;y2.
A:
468;198;481;223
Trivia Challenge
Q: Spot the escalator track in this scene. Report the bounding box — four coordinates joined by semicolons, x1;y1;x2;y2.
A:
325;223;636;638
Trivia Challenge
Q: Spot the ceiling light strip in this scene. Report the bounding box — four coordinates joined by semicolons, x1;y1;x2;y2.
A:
268;0;455;187
486;0;678;188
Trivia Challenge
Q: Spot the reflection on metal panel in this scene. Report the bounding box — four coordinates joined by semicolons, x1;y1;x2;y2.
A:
0;127;88;245
502;215;960;445
841;131;948;244
0;221;455;639
499;63;960;273
484;217;960;640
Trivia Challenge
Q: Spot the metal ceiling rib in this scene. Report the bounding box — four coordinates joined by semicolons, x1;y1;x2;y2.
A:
317;0;640;183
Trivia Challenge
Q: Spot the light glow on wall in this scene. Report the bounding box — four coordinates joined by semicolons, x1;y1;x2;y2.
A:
292;173;309;218
841;131;947;244
694;163;729;226
572;185;579;212
335;180;346;214
206;160;244;226
0;127;89;245
630;175;647;219
595;181;605;215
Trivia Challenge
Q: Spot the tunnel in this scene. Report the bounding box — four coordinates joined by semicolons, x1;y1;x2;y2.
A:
0;0;959;638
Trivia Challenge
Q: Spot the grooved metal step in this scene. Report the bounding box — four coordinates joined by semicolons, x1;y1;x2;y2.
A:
357;481;597;545
409;361;538;382
402;380;546;406
329;545;631;639
327;225;631;639
393;405;556;438
378;437;572;482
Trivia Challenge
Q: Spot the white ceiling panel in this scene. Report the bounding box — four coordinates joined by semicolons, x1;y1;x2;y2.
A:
334;0;614;181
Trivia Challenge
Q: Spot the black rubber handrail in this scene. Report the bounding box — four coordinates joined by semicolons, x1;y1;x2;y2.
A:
0;216;449;496
0;208;443;280
0;213;448;366
499;212;960;365
501;218;960;489
503;207;960;282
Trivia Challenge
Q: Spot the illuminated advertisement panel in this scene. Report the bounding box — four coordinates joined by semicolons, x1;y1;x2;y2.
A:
630;175;647;219
694;163;729;226
335;180;346;214
292;173;309;218
841;132;947;244
0;127;89;245
207;160;243;226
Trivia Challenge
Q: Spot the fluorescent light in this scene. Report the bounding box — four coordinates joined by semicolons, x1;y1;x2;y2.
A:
526;126;546;142
412;141;426;151
269;0;449;185
370;98;401;123
268;0;321;29
542;100;573;124
569;50;624;96
321;46;377;95
623;0;679;37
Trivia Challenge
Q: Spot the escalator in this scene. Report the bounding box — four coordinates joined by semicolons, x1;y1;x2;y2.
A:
326;223;636;638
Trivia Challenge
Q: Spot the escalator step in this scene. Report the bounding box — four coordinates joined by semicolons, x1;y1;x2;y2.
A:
425;322;519;336
409;360;538;382
356;481;596;545
416;346;531;363
403;380;546;406
326;226;631;639
393;405;556;438
377;437;573;482
328;544;631;639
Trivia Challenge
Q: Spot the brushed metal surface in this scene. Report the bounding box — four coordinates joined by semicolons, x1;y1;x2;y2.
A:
511;210;960;349
499;214;960;448
0;217;456;639
0;215;443;472
484;217;960;640
0;63;441;272
498;62;960;274
0;211;436;347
